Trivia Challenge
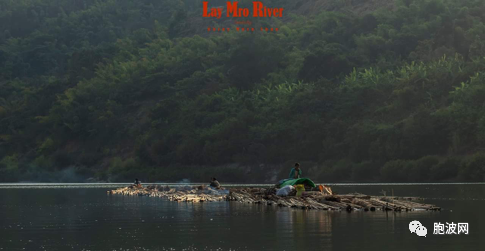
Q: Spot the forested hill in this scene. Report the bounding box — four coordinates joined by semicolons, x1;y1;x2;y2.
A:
2;0;485;183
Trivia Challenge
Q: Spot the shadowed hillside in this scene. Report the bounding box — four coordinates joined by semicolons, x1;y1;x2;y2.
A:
2;0;485;183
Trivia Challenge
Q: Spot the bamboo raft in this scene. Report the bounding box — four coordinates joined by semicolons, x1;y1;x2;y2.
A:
108;185;441;212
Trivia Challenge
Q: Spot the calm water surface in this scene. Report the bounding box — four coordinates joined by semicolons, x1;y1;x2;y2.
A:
0;184;484;251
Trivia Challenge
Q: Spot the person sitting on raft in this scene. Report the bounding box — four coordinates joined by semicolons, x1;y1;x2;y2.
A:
134;178;142;188
209;177;221;189
289;163;302;179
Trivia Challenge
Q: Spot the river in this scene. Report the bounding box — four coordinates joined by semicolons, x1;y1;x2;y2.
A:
0;183;484;251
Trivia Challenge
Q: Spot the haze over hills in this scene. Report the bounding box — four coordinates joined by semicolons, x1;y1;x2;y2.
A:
2;0;485;183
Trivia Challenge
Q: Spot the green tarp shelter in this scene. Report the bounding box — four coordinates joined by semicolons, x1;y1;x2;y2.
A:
277;178;316;188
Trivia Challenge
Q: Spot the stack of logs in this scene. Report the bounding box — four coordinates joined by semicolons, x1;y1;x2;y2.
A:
108;185;227;202
108;185;440;212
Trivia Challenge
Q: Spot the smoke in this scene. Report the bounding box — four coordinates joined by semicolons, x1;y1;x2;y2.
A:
177;178;191;184
20;166;91;183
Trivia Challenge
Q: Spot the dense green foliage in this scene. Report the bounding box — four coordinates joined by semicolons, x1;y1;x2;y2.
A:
2;0;485;182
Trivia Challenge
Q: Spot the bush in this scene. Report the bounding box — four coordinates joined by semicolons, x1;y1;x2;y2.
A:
409;156;440;182
326;159;354;182
351;161;380;182
52;150;76;169
108;157;147;181
430;157;461;181
380;160;413;182
32;155;54;172
459;153;485;182
0;155;20;182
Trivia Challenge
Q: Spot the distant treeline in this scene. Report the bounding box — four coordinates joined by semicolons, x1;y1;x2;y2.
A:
2;0;485;182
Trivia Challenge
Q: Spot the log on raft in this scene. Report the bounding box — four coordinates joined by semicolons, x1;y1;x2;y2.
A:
108;185;441;212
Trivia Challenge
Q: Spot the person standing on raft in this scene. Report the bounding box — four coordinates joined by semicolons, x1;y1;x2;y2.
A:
289;163;302;179
134;178;142;188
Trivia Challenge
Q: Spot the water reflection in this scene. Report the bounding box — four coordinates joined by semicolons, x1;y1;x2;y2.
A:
0;185;484;250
